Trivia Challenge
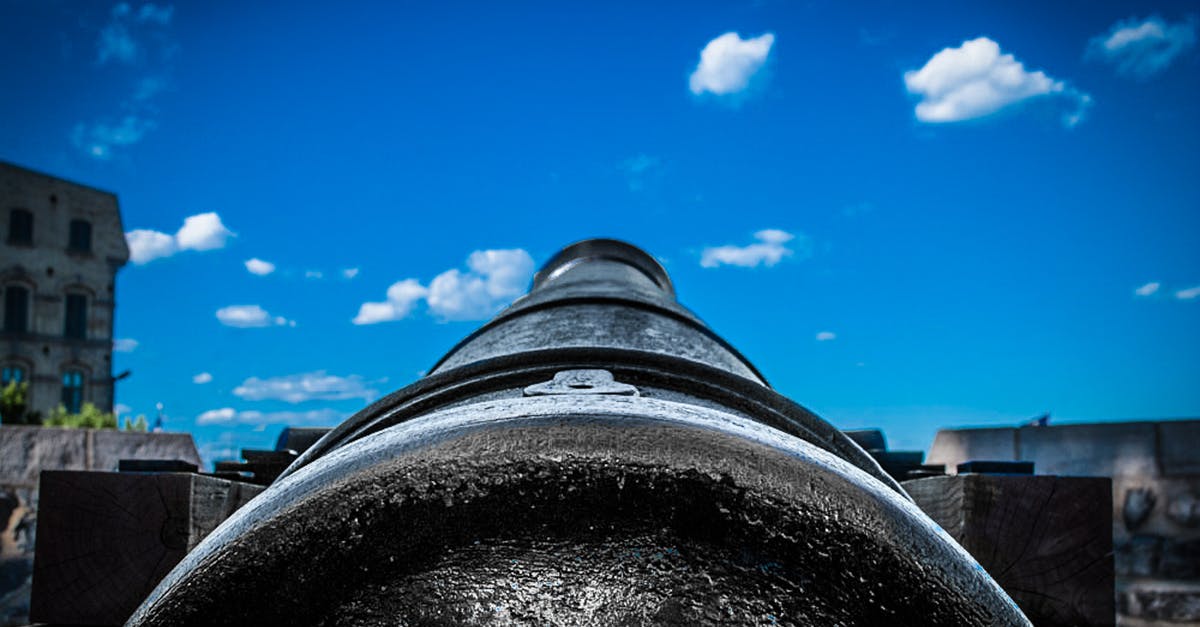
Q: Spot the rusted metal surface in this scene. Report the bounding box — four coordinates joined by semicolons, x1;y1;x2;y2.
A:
128;239;1029;626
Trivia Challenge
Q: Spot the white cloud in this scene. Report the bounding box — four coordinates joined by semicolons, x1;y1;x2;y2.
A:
125;212;234;265
216;305;294;328
689;32;775;97
245;258;276;276
193;372;213;384
125;229;176;264
1088;16;1197;78
354;249;535;325
904;37;1087;125
196;407;235;424
1176;286;1200;301
701;229;806;268
427;249;535;320
112;337;139;352
305;270;324;279
196;407;344;426
816;331;837;342
71;115;157;160
353;279;428;325
114;403;133;416
342;268;360;279
1134;281;1161;296
233;371;380;404
176;212;234;251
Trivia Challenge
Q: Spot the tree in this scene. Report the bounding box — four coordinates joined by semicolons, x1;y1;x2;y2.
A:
0;381;40;425
44;403;118;429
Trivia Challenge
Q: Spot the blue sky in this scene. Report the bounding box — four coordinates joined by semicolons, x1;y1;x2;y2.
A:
2;0;1197;466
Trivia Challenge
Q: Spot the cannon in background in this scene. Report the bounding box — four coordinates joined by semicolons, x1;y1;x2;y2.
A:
129;239;1029;626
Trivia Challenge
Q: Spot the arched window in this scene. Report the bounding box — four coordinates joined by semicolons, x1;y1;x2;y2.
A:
1;364;25;384
8;209;32;245
3;285;29;333
61;370;84;413
64;293;87;339
68;219;92;252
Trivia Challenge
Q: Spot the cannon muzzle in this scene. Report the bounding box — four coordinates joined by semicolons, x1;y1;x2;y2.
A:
129;239;1028;626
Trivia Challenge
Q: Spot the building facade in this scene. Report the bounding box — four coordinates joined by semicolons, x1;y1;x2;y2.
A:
0;161;129;418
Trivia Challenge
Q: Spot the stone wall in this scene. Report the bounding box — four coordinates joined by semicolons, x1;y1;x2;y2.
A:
0;425;200;626
928;420;1200;626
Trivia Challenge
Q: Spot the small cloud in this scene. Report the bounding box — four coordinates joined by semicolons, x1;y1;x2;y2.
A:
353;279;428;325
816;331;837;342
245;258;275;276
97;17;137;64
622;154;660;175
305;270;324;280
125;229;176;263
1134;281;1161;296
689;32;775;97
427;249;535;321
193;371;213;384
137;3;174;25
354;249;534;325
215;305;294;328
196;407;344;426
620;154;662;192
125;212;234;265
1087;16;1197;78
233;371;380;404
96;2;173;64
176;212;234;251
904;37;1089;126
71;115;157;160
700;229;807;268
114;403;132;416
342;268;360;279
112;337;139;352
1176;286;1200;301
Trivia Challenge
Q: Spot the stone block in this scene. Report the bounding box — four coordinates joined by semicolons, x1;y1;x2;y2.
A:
905;474;1114;627
29;471;262;626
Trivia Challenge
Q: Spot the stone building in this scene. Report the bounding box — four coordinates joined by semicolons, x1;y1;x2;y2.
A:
0;161;129;418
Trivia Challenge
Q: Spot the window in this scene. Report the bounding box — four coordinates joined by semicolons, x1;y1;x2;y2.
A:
68;220;92;252
64;294;87;339
8;209;32;245
3;286;29;333
61;370;84;413
1;365;25;384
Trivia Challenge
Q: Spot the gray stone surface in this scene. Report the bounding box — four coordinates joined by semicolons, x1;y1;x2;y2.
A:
928;420;1200;627
0;425;201;627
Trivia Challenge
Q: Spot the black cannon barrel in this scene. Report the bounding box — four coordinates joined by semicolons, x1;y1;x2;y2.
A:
130;239;1028;626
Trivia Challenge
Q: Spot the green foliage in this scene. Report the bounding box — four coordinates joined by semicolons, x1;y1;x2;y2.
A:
44;403;118;429
0;381;40;425
123;414;149;432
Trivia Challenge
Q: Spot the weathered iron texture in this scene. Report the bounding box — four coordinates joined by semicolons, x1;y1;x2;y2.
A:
128;239;1029;626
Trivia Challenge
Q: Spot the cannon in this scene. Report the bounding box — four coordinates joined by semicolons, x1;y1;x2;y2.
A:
129;239;1028;626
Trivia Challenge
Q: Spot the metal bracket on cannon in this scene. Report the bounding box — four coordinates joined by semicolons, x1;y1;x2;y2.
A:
523;369;640;397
